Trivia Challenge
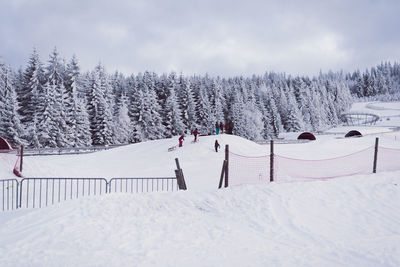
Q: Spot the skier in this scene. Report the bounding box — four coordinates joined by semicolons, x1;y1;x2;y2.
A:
193;128;199;142
179;135;185;147
219;121;224;134
215;122;220;135
215;140;220;152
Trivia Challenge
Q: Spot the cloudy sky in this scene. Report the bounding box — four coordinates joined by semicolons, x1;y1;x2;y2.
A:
1;0;399;77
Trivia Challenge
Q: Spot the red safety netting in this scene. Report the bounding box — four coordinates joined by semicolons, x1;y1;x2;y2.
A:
274;146;375;182
376;146;400;172
229;152;270;186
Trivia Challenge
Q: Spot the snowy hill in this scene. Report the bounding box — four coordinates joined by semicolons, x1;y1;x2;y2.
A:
1;101;400;266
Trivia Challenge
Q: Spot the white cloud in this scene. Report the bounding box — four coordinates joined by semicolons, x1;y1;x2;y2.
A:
1;0;399;76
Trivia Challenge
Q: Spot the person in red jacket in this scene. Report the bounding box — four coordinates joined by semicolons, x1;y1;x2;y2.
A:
193;128;199;142
179;135;185;147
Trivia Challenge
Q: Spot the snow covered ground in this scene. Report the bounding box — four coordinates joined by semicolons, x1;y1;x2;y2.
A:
0;101;400;266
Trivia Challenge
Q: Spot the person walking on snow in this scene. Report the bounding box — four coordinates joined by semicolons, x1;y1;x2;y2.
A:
193;128;199;142
215;122;220;135
179;135;185;147
219;122;224;134
215;140;220;152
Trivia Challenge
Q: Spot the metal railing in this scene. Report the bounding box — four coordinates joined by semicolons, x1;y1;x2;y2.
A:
1;158;186;211
109;177;178;193
339;112;380;125
1;179;19;211
19;178;108;208
1;176;183;211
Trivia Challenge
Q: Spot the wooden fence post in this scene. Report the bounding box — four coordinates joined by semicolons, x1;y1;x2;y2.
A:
175;158;187;190
20;145;24;172
218;160;227;189
270;140;274;182
225;145;229;187
373;138;379;173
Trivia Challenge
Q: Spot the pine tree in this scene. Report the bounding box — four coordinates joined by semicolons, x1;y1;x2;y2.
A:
211;77;225;123
196;80;215;134
178;75;198;131
37;48;68;147
0;63;24;145
18;49;44;147
114;93;132;144
134;71;165;141
87;64;114;145
64;55;92;147
164;73;185;137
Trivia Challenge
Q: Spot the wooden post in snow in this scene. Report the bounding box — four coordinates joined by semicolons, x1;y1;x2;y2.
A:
270;140;274;182
373;138;379;173
224;145;229;187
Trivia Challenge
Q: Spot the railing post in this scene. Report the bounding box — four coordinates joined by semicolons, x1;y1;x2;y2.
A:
20;145;24;172
224;145;229;187
373;137;379;173
270;140;274;182
19;179;23;208
16;181;19;209
175;158;187;190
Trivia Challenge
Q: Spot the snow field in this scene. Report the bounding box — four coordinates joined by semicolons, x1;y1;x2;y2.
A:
1;173;399;267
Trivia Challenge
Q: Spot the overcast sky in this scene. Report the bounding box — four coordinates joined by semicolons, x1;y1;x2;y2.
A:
1;0;399;77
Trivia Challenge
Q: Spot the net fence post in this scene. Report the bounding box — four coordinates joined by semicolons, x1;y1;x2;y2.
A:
224;145;229;187
270;140;274;182
373;137;379;173
175;158;187;190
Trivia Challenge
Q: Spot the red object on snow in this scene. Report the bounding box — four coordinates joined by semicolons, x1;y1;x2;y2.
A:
179;135;185;147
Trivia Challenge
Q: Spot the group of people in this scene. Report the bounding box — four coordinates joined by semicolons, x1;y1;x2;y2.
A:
178;128;198;147
177;120;234;152
215;120;234;135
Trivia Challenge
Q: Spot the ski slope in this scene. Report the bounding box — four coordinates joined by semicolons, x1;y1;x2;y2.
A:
0;101;400;266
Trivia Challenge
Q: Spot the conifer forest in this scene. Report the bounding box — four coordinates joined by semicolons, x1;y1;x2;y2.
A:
1;48;400;148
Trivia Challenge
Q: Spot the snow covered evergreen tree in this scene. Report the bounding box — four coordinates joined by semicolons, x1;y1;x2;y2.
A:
164;72;185;137
0;62;24;145
37;48;68;147
177;74;198;131
211;77;225;123
87;64;114;145
18;49;44;148
114;93;132;144
64;55;92;147
196;80;215;134
134;71;165;141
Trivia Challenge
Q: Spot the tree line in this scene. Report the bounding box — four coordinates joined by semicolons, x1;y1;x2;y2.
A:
0;48;399;148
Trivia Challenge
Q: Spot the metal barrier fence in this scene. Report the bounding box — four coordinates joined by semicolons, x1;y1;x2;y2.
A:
109;177;178;193
1;179;19;211
1;176;183;211
19;178;108;209
1;158;186;211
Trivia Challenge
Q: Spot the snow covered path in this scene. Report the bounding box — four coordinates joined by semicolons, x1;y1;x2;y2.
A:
1;173;400;267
